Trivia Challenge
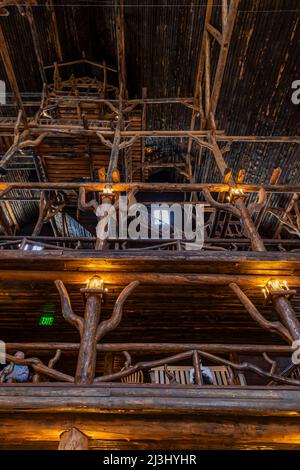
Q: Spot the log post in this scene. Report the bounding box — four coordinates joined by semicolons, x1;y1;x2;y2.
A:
233;196;300;340
234;197;266;252
55;279;139;384
76;284;104;384
231;199;300;340
207;134;300;340
58;427;89;450
271;296;300;341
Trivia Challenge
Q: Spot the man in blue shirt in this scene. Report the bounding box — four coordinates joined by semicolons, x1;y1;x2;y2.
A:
0;351;30;383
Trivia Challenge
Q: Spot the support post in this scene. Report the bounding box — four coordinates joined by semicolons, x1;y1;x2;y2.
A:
76;286;103;384
272;296;300;341
234;197;266;252
58;427;89;450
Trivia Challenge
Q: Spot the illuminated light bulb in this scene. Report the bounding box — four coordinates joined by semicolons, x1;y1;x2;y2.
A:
230;187;245;197
262;287;267;299
41;110;52;119
86;275;104;290
102;184;114;195
144;146;153;155
263;279;290;298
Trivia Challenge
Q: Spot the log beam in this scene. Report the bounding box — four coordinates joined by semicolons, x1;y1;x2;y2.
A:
25;5;47;85
115;0;126;98
0;25;27;125
1;270;300;286
4;342;294;354
209;0;239;117
2;181;300;194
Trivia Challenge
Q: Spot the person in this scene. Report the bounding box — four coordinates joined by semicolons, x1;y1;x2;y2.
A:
0;351;30;383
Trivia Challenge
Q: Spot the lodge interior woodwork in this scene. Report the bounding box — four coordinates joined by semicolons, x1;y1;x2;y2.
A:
0;0;300;450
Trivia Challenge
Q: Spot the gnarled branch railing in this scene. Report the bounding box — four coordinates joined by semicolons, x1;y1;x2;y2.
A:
93;349;300;386
2;347;300;387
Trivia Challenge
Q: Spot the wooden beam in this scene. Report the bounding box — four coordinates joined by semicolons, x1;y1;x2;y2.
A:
107;115;121;182
46;0;63;62
26;5;47;85
0;270;300;286
186;3;213;174
207;23;223;45
209;0;239;116
2;181;300;194
0;386;300;414
115;0;126;98
5;342;294;354
0;204;13;235
0;25;27;125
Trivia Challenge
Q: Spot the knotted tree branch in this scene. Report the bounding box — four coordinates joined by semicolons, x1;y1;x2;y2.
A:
4;352;74;383
78;187;98;212
203;188;240;217
229;282;292;343
248;187;267;216
55;280;84;336
96;280;140;341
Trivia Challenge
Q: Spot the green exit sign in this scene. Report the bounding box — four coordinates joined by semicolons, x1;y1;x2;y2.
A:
39;315;54;326
39;303;56;326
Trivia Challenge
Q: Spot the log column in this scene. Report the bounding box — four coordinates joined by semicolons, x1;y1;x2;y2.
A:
271;295;300;341
234;195;300;341
234;197;266;252
76;283;104;384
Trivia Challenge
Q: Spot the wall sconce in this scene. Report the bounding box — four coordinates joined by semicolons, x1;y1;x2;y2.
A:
102;185;114;195
262;279;295;300
228;187;245;202
83;275;108;294
101;184;115;202
144;146;153;155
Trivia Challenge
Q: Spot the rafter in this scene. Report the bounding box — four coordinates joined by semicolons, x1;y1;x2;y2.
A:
0;25;27;125
25;4;47;85
115;0;126;99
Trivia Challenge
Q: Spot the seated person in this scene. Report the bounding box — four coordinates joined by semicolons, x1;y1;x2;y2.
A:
189;366;213;385
201;367;213;385
0;351;30;383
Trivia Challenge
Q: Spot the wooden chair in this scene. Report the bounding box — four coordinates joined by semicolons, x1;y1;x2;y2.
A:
149;365;246;386
121;369;144;384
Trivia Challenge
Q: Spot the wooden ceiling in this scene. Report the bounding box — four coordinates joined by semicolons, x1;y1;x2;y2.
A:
0;1;299;184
